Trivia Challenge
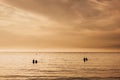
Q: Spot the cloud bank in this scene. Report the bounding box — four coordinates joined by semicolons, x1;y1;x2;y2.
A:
0;0;120;51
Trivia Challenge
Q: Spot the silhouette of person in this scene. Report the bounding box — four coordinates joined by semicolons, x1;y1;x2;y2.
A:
35;60;38;64
83;58;86;62
32;59;35;64
86;58;88;61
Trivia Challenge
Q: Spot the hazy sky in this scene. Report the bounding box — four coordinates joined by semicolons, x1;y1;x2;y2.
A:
0;0;120;52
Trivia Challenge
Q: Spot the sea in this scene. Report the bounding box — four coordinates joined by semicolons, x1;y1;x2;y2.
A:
0;52;120;80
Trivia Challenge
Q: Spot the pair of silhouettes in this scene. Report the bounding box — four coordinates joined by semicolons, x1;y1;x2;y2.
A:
32;59;38;64
83;57;88;62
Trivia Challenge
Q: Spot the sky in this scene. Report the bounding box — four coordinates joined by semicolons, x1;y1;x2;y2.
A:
0;0;120;52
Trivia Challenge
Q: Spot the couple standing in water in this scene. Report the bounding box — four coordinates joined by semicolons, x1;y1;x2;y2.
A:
32;59;38;64
83;57;88;62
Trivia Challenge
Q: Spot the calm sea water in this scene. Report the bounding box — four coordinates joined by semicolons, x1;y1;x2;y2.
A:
0;52;120;80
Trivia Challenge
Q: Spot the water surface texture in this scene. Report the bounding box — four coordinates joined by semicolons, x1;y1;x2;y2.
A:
0;52;120;80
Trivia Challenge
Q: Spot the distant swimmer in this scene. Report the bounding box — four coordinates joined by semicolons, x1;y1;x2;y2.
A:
32;59;35;64
83;58;86;62
86;57;88;61
35;60;38;64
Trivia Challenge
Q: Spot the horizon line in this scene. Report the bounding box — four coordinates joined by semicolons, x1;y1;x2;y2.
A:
0;51;120;53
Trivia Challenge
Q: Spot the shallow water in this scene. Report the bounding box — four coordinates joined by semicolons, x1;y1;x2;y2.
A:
0;52;120;80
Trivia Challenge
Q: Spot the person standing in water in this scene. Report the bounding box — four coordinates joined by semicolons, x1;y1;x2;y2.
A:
35;60;38;64
32;59;35;64
86;57;88;61
83;58;86;62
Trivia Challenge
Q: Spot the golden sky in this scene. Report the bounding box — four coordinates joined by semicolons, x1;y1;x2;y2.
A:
0;0;120;52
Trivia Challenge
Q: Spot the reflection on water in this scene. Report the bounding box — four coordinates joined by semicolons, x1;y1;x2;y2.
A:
0;52;120;80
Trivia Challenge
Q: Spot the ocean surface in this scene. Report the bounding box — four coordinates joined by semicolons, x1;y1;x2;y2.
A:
0;52;120;80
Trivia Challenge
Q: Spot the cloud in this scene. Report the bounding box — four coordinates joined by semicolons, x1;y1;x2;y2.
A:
0;1;60;36
0;0;120;51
